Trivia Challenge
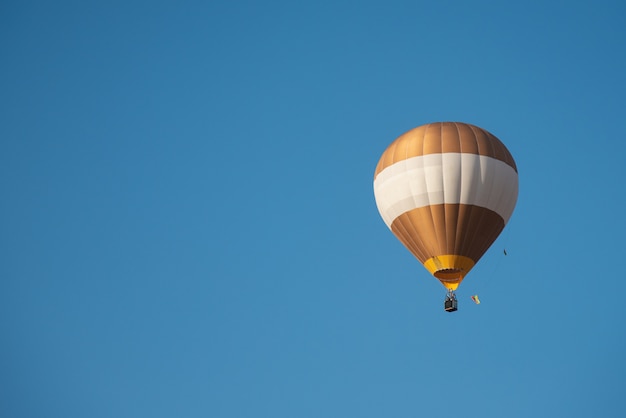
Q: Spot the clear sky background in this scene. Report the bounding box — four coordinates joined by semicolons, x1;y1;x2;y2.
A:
2;1;625;417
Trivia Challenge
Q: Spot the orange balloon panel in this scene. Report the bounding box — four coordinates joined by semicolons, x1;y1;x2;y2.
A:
373;122;518;290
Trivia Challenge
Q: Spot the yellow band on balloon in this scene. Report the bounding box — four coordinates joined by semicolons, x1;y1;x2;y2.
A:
423;255;476;290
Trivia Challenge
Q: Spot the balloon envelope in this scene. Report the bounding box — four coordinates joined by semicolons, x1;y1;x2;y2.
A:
373;122;518;290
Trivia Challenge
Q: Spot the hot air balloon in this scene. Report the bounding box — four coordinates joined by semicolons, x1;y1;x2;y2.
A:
373;122;518;312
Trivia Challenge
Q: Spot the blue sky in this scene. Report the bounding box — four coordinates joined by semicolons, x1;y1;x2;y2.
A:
1;1;625;417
